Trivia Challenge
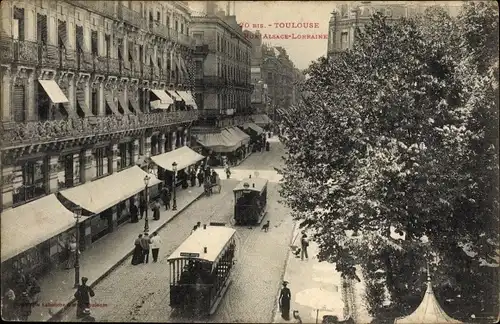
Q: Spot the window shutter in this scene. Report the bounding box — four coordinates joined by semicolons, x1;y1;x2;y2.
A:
91;30;98;55
76;25;84;52
37;14;48;44
58;20;67;49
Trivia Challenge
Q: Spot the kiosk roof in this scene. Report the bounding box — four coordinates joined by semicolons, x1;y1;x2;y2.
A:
233;177;269;193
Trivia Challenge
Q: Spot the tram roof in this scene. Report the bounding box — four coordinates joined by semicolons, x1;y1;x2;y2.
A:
233;177;269;193
167;226;236;263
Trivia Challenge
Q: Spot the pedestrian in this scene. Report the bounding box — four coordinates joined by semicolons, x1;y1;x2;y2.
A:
15;291;32;321
66;237;78;269
3;287;17;320
161;187;170;210
130;200;139;223
300;233;309;261
153;199;161;220
74;277;95;319
141;233;151;264
13;268;26;296
197;170;204;187
131;234;144;265
204;167;211;179
279;281;291;320
81;308;96;322
190;169;197;187
139;196;147;220
25;273;41;306
150;232;162;263
225;164;231;179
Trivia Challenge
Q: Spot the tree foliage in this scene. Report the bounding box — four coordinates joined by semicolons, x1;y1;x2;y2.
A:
278;3;499;321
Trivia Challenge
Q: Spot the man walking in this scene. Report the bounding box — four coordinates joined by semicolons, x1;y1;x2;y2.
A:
74;277;95;319
300;232;309;261
141;233;151;264
150;232;162;263
197;170;204;187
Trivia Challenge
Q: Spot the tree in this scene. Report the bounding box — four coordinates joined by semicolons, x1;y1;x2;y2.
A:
278;4;499;321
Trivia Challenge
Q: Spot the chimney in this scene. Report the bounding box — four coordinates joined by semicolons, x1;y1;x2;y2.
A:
226;1;230;15
206;1;216;15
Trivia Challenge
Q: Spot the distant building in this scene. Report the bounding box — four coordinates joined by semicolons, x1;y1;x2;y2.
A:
327;1;463;57
189;3;255;165
244;30;303;123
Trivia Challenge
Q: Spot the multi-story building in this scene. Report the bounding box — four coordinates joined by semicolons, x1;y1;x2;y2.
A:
0;0;201;280
189;4;254;165
327;1;463;57
245;30;301;126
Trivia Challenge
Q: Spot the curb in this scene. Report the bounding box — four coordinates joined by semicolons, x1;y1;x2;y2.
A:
47;191;204;322
271;220;299;323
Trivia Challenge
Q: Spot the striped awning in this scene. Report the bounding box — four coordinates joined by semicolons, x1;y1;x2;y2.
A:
176;91;198;109
195;130;241;153
227;126;250;146
242;122;264;135
251;114;272;126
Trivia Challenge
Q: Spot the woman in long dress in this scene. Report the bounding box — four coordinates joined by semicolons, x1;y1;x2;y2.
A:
131;234;144;265
279;281;291;320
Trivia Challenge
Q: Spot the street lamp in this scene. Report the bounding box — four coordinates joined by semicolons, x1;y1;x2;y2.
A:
73;206;82;288
143;174;151;233
172;162;178;211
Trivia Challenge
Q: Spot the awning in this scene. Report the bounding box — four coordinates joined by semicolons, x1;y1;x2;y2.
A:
0;194;88;261
228;126;250;146
60;166;162;215
150;100;171;110
150;146;205;171
117;92;131;114
105;91;121;115
176;91;197;108
166;90;182;102
129;97;141;114
150;89;174;105
242;122;264;135
38;79;69;103
251;114;272;126
195;131;240;153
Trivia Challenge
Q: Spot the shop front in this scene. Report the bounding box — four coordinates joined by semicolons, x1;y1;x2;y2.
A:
0;194;88;283
58;166;162;245
227;127;252;160
150;146;206;190
195;129;242;166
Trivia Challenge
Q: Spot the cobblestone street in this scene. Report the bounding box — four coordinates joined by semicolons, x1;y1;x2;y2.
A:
58;140;295;323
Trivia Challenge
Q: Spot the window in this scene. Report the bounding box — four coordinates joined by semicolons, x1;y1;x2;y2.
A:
105;34;110;57
157;11;160;21
76;25;84;53
91;88;98;115
13;159;47;205
91;30;98;55
63;154;74;188
119;142;133;170
37;14;48;45
341;32;349;49
175;20;178;31
95;147;107;177
167;16;170;28
13;7;24;41
58;20;67;49
180;23;184;34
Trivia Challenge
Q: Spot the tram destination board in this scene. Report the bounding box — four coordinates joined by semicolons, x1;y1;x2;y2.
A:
179;252;200;258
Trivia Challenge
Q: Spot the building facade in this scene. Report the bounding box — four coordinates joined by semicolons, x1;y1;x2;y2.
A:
0;0;198;280
244;29;302;124
188;5;256;166
327;1;463;57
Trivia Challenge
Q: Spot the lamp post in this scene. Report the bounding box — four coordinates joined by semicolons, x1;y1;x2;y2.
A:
73;206;82;288
143;174;151;233
172;162;177;211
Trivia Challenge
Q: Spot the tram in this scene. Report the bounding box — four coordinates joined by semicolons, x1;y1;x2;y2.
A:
233;176;269;225
167;223;237;316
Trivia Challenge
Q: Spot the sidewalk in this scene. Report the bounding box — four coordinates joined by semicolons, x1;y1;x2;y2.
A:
29;185;204;322
273;226;346;324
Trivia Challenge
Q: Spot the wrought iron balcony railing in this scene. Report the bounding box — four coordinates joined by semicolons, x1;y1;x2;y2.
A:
118;5;147;30
193;45;209;57
178;34;193;47
2;110;199;147
2;39;39;65
150;22;170;39
67;1;116;19
197;109;221;118
170;29;179;43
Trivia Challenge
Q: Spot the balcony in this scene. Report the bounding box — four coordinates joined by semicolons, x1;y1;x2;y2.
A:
198;76;225;88
38;44;60;69
77;52;94;73
118;5;147;30
61;48;77;70
193;45;209;58
0;39;39;66
94;55;107;74
68;1;116;19
170;29;179;43
1;110;199;148
178;34;194;48
150;22;170;39
108;57;120;75
197;109;221;118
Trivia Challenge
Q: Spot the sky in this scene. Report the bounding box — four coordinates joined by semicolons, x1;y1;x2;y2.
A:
188;1;335;70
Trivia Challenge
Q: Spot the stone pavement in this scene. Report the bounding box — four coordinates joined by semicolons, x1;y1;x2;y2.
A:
273;225;373;324
29;185;204;322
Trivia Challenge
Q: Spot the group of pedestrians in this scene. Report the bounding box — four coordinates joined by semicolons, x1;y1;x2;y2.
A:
1;269;41;321
131;232;162;265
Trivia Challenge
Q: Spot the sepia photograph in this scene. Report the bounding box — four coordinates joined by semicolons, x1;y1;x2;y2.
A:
0;1;498;323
